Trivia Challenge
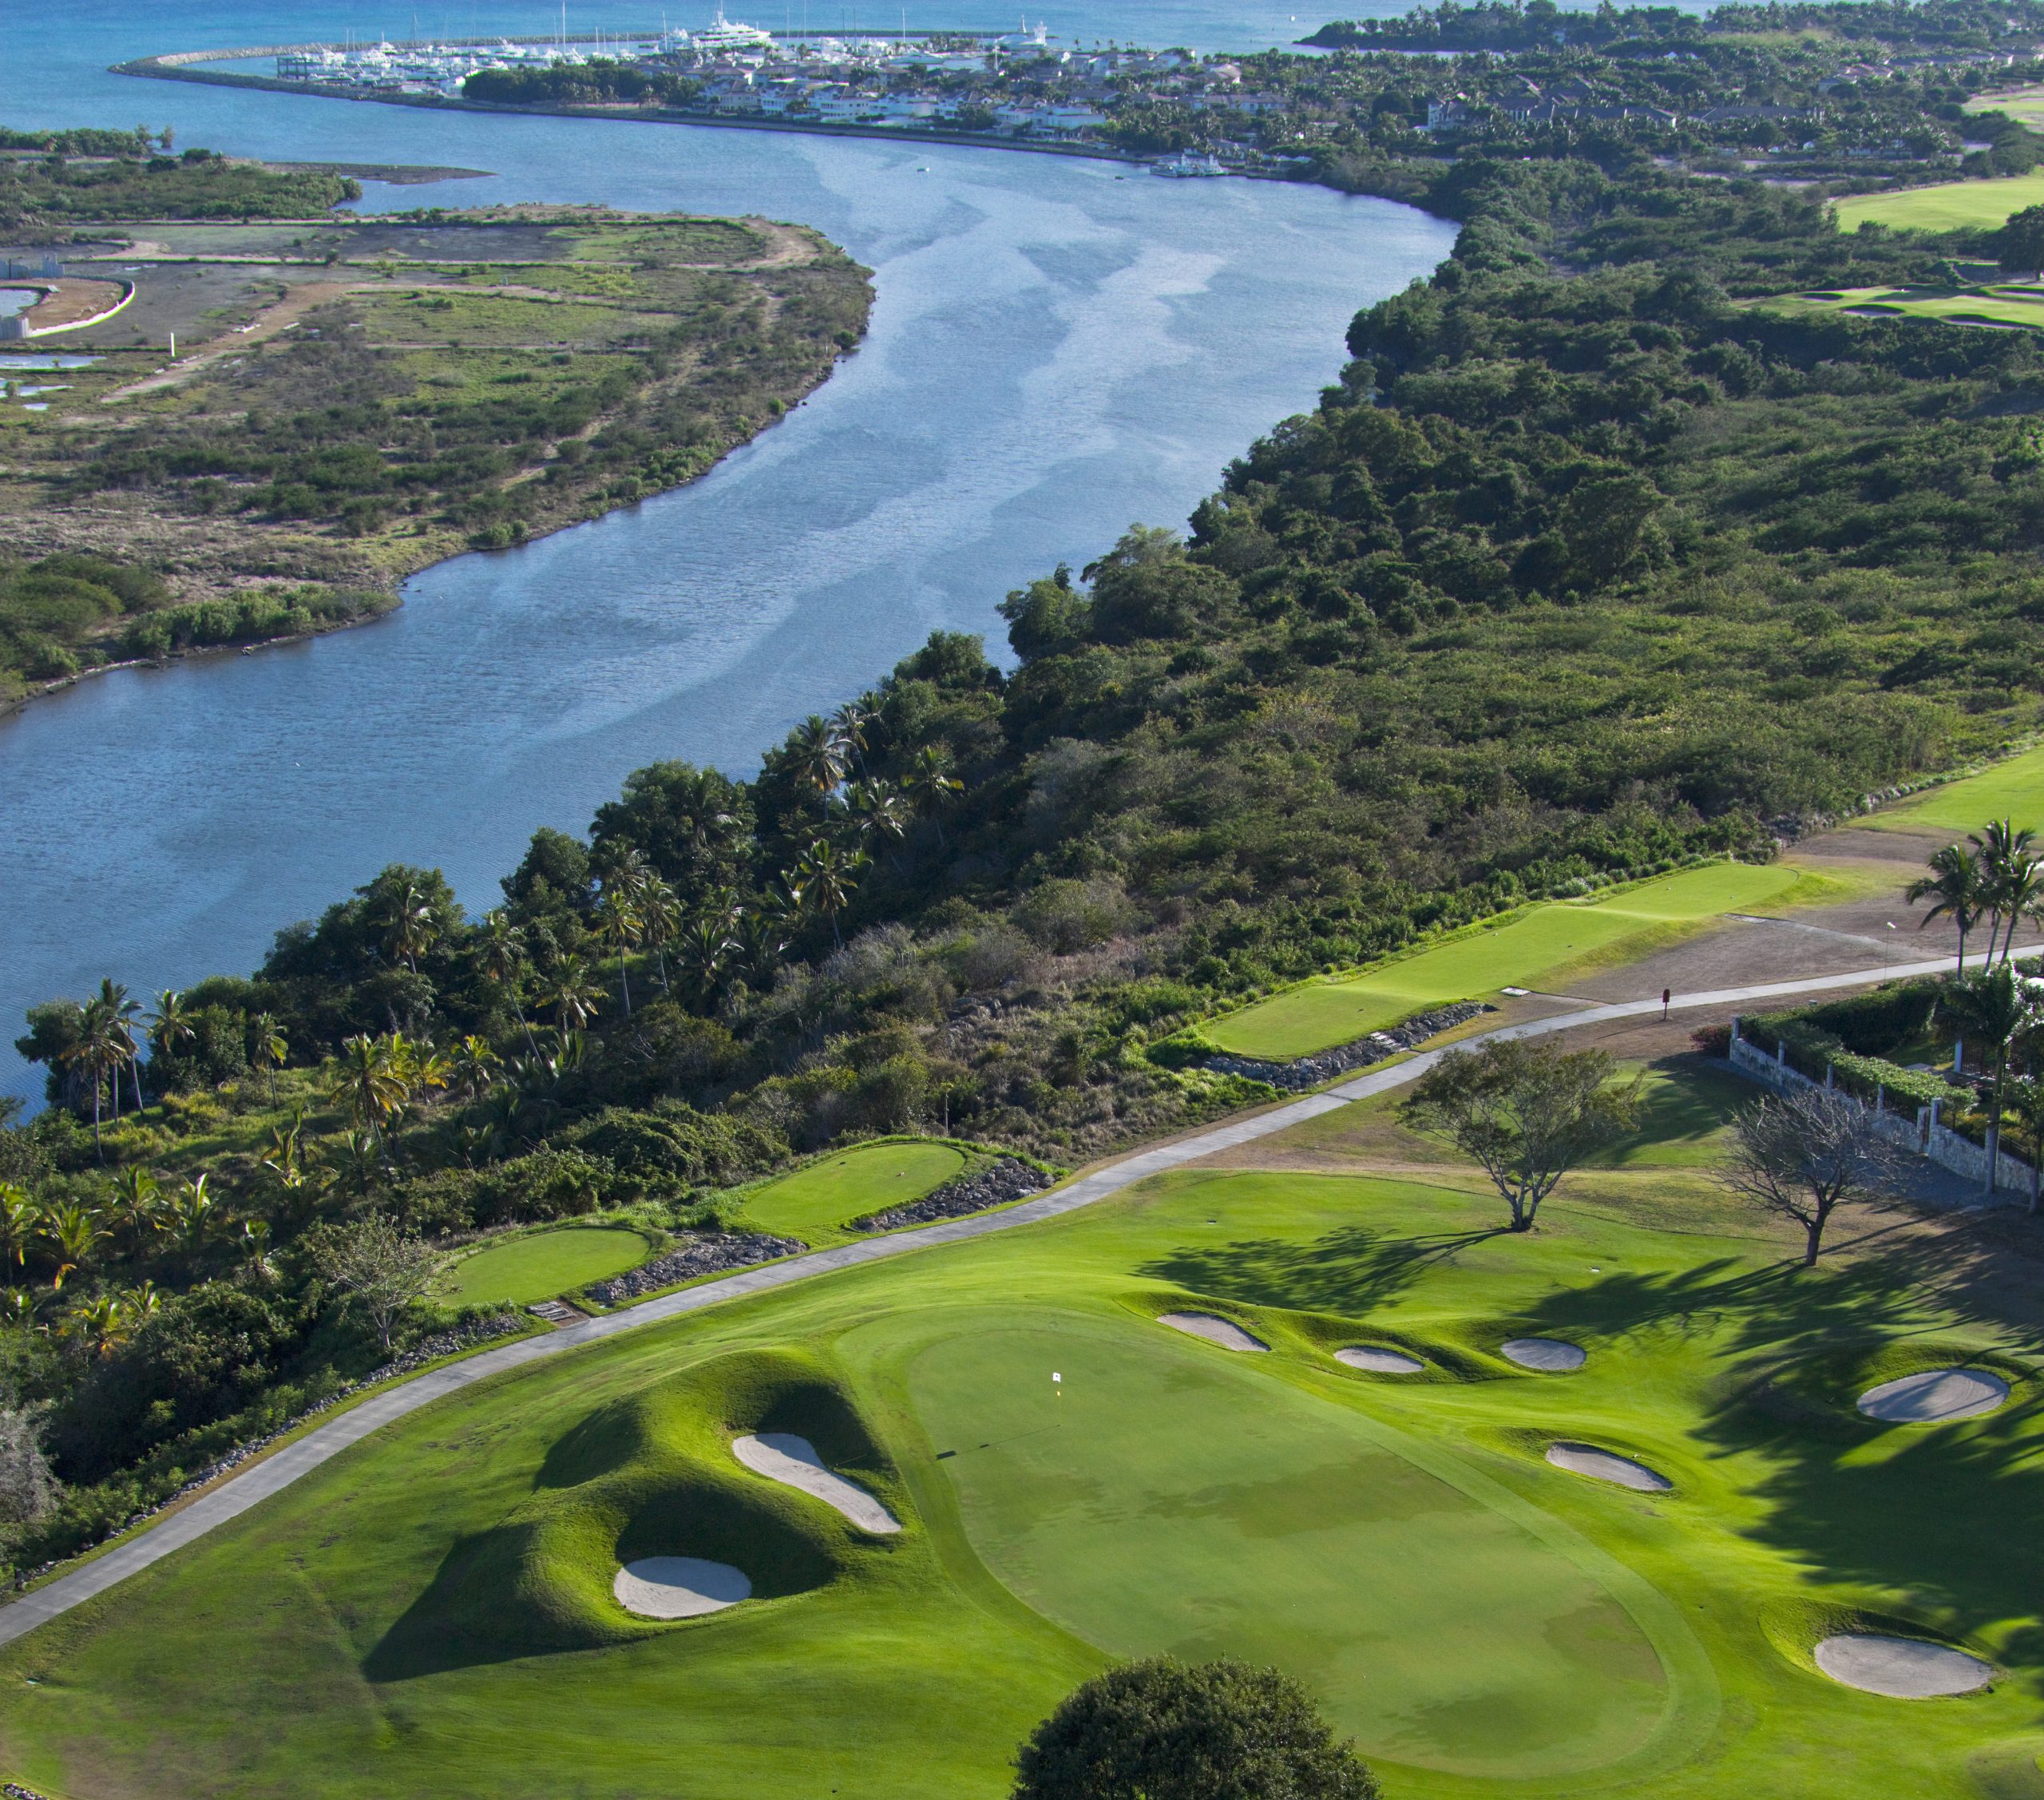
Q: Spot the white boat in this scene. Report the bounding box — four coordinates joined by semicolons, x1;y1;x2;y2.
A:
1152;151;1225;176
691;11;775;51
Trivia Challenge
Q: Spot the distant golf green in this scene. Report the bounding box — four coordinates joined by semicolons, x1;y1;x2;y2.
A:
0;1070;2034;1799
1206;862;1800;1061
1878;742;2044;835
741;1140;966;1245
439;1224;651;1307
1832;172;2044;232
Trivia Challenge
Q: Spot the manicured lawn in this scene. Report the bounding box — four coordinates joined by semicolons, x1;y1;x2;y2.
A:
1877;740;2044;836
438;1224;651;1307
4;1076;2037;1800
1832;172;2044;232
1206;862;1801;1061
1752;282;2044;335
739;1140;966;1245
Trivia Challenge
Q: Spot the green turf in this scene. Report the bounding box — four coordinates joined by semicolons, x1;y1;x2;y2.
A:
1752;281;2044;335
739;1141;966;1246
1206;862;1801;1061
1876;741;2044;836
1832;173;2044;232
6;1065;2038;1800
438;1225;651;1307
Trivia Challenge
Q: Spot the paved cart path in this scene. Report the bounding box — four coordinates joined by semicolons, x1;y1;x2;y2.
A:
0;946;2014;1647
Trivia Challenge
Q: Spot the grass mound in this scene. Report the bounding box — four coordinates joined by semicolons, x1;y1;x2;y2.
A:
740;1141;967;1246
366;1348;901;1677
438;1224;652;1307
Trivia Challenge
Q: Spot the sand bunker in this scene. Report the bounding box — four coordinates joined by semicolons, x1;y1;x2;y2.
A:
1814;1633;1991;1698
1502;1337;1586;1371
1856;1367;2009;1424
613;1557;751;1620
1545;1441;1671;1492
1335;1346;1424;1374
1159;1311;1269;1353
731;1433;901;1534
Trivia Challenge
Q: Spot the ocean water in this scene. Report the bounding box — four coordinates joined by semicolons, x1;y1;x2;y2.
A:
0;2;1459;1105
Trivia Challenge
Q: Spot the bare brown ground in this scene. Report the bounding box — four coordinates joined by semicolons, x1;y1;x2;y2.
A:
101;280;355;398
21;276;127;331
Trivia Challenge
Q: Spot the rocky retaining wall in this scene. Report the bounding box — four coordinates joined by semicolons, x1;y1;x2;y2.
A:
853;1157;1052;1231
585;1231;802;1303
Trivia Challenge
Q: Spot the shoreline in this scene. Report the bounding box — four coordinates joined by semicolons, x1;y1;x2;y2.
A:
111;52;1308;184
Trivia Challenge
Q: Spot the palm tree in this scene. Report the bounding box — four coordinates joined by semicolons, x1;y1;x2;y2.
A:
109;1167;162;1244
448;1035;501;1104
164;1174;217;1255
0;1185;38;1275
901;746;964;847
59;993;121;1157
262;1114;307;1199
146;989;195;1061
1907;843;1987;976
251;1013;288;1107
593;885;643;1017
1939;961;2043;1194
787;714;849;800
379;877;439;973
830;699;872;775
2000;853;2044;963
848;778;912;850
677;915;737;1005
331;1036;410;1143
39;1199;106;1290
479;910;538;1055
99;981;144;1119
65;1291;133;1359
637;876;681;993
538;961;603;1033
797;839;867;950
737;908;789;984
1968;819;2037;962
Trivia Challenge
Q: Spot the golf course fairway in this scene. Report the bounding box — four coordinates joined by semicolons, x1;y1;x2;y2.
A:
1878;741;2044;836
740;1140;968;1244
438;1224;653;1308
1206;862;1802;1061
0;1087;2034;1800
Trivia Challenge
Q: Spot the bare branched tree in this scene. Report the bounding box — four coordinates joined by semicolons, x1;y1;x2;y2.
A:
1723;1084;1899;1267
1398;1040;1636;1231
319;1217;438;1354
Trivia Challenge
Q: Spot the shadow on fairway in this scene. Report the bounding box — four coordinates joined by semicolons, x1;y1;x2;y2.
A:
1138;1222;1505;1315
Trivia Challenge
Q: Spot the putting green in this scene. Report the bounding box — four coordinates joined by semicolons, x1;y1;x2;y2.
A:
1833;174;2044;233
438;1224;651;1307
909;1313;1666;1779
1876;742;2044;836
1207;862;1799;1061
741;1141;965;1245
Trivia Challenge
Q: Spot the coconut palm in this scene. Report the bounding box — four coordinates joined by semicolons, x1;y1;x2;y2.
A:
1907;843;1987;977
830;699;872;775
677;915;738;1006
262;1114;307;1198
109;1167;162;1243
479;910;538;1055
1939;961;2044;1193
537;961;603;1033
787;714;850;799
797;839;867;950
447;1035;501;1105
847;778;912;850
251;1013;288;1107
379;877;439;973
59;993;121;1157
98;980;144;1119
331;1036;410;1143
1968;820;2038;962
736;908;790;983
64;1291;133;1358
38;1199;106;1290
145;989;195;1061
636;875;681;993
0;1186;37;1275
593;885;644;1017
1999;853;2044;963
163;1174;217;1255
901;746;964;847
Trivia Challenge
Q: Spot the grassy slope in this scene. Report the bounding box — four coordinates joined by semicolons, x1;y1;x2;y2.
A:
2;1067;2038;1799
1878;739;2044;835
1206;862;1803;1060
438;1224;652;1307
1752;281;2044;334
738;1142;966;1247
1832;173;2044;232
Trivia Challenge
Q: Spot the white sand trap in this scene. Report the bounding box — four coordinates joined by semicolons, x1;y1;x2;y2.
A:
1856;1368;2009;1424
613;1556;751;1620
1335;1346;1424;1374
1159;1311;1268;1353
732;1433;901;1534
1502;1337;1586;1371
1814;1633;1991;1698
1545;1441;1671;1492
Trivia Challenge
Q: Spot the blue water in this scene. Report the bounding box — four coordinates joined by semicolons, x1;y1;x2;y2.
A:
0;3;1460;1105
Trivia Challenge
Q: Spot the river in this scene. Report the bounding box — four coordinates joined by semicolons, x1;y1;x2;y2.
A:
0;1;1456;1107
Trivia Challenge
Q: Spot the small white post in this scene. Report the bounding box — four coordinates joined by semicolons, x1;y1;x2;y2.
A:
168;331;176;360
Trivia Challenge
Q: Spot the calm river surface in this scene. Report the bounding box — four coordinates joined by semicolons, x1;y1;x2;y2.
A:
0;2;1456;1105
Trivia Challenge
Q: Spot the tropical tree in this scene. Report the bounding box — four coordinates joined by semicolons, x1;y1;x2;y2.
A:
109;1166;162;1243
0;1407;57;1527
319;1217;439;1353
0;1185;37;1275
1967;820;2037;962
902;745;964;846
1939;961;2044;1191
847;778;912;852
797;839;866;949
676;914;738;1006
164;1174;218;1255
378;875;441;973
251;1012;288;1107
593;884;644;1017
787;714;850;800
145;988;195;1061
479;910;538;1055
99;980;144;1118
262;1113;309;1200
63;1291;138;1359
737;907;790;984
1907;843;1987;976
331;1036;410;1143
1398;1041;1636;1231
2000;852;2044;963
636;875;681;993
830;698;871;774
447;1034;501;1105
58;992;121;1156
538;960;604;1033
38;1199;106;1290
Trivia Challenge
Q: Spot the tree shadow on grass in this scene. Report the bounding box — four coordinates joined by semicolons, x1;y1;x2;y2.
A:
1137;1222;1505;1316
1513;1239;2044;1679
